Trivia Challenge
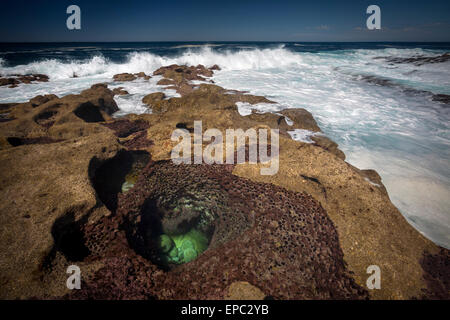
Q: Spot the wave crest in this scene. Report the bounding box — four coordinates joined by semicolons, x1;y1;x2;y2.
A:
0;47;304;80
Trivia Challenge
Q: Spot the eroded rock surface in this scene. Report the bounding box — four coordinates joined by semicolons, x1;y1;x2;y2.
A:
0;64;448;300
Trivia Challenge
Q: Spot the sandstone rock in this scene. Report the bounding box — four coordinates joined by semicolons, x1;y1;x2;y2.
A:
29;94;59;107
0;74;49;87
280;108;321;132
311;135;346;160
153;64;217;96
113;73;137;81
142;92;166;106
0;64;447;301
0;78;19;87
134;72;151;80
225;282;265;300
112;87;129;95
0;125;120;299
0;85;119;140
157;78;175;86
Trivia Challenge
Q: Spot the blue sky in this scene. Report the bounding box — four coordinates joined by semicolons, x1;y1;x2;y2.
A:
1;0;449;42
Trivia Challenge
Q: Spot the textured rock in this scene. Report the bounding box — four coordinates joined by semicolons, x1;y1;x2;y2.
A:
70;160;369;300
112;87;129;95
0;64;448;301
113;73;137;82
153;64;217;96
0;84;127;299
0;74;49;87
376;52;450;66
280;108;321;132
225;282;266;300
142;92;166;106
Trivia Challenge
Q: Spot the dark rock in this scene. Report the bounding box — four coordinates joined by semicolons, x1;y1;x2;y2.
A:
102;119;150;138
375;52;450;66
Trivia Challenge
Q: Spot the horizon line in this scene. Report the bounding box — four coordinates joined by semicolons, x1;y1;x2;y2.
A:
1;40;450;44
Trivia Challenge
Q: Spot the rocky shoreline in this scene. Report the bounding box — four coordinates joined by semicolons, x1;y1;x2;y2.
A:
0;64;448;300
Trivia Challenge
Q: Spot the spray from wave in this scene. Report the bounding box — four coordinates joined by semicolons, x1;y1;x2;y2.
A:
0;46;306;80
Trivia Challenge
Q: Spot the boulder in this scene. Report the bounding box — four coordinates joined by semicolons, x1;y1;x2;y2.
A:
113;73;137;82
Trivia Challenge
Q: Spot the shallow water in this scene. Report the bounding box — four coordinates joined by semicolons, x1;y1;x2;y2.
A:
1;42;449;248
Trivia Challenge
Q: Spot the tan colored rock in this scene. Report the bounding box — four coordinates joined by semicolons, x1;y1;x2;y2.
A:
280;108;321;132
113;73;137;82
142;92;166;106
0;64;447;300
29;94;58;107
311;135;346;160
225;282;266;300
157;78;175;86
0;84;119;140
0;128;120;299
134;72;151;80
112;87;129;95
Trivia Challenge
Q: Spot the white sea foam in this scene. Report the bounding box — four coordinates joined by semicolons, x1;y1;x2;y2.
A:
0;46;449;247
287;129;321;143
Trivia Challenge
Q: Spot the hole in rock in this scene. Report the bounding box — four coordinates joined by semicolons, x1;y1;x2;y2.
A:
127;196;215;270
50;212;90;262
74;102;105;123
34;109;58;128
176;122;194;132
7;136;63;147
90;150;150;212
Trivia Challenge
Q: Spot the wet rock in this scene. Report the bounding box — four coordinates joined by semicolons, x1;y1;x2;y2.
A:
112;87;129;95
156;78;175;86
0;74;49;87
375;52;450;66
280;108;321;132
113;73;137;81
142;92;166;106
0;78;19;87
153;64;217;96
209;64;221;71
432;94;450;105
135;72;151;80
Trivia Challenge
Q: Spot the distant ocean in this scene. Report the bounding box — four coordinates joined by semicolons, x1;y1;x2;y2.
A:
1;42;449;248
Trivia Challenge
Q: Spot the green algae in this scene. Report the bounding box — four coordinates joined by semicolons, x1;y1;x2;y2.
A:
121;170;140;193
157;228;209;265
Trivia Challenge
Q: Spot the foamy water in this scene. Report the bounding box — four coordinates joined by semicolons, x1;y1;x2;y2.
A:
0;45;449;248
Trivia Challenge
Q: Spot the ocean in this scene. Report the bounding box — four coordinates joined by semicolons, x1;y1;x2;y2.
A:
0;42;449;248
